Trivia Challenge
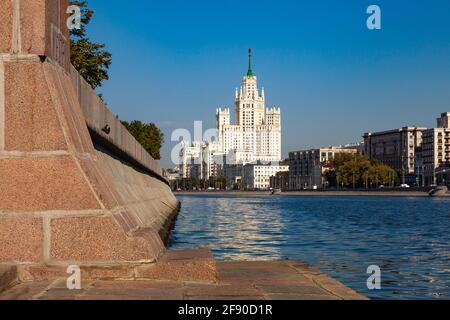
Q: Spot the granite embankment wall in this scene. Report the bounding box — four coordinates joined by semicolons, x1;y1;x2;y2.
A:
0;0;179;270
69;66;180;244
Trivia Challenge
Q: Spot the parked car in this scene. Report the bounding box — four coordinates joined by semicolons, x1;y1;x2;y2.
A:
400;184;411;188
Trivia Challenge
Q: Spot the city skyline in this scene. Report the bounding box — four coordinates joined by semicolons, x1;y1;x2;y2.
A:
178;53;283;188
2;0;450;303
86;0;450;167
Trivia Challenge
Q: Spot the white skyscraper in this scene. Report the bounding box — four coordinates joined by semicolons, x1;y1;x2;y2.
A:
216;49;282;164
180;49;283;189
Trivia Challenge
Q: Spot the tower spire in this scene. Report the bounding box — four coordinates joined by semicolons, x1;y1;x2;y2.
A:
247;48;253;77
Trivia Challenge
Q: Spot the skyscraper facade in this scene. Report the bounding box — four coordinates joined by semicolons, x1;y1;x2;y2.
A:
216;49;282;164
179;50;283;188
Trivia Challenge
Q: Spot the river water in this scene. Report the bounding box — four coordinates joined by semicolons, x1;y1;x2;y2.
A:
169;195;450;300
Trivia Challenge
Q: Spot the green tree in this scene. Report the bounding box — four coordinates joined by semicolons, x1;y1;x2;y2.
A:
121;120;164;160
69;1;112;89
216;177;227;190
324;153;397;188
369;163;396;186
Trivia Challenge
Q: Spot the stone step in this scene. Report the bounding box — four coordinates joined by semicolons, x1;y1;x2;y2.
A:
16;248;217;284
0;265;17;293
135;248;217;283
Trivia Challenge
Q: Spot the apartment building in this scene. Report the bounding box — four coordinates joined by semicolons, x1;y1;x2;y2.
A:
421;113;450;186
288;147;358;190
363;126;426;184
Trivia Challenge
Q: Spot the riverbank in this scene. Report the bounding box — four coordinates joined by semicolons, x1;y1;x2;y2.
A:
0;249;367;300
175;190;430;197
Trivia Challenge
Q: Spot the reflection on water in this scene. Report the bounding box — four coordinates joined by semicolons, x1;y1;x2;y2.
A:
169;195;450;300
172;197;287;261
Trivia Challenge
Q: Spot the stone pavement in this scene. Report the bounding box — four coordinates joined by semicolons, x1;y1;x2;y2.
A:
0;249;367;300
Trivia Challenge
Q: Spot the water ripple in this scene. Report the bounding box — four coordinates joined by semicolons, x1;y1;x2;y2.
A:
169;195;450;300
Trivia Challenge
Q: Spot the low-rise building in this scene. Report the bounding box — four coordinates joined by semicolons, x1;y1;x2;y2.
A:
163;168;182;191
224;164;244;189
288;147;358;190
202;142;225;179
242;162;289;190
179;141;204;179
270;171;290;191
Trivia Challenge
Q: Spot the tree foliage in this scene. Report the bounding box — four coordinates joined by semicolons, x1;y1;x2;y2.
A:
121;121;164;160
69;1;112;89
68;3;164;161
324;153;397;188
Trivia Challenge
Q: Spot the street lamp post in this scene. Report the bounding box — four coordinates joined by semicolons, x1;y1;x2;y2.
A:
336;170;339;191
365;171;368;190
422;165;425;188
432;162;437;186
376;169;379;189
443;169;446;187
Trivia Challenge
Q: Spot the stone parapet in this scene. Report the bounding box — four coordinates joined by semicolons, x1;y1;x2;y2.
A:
69;66;166;182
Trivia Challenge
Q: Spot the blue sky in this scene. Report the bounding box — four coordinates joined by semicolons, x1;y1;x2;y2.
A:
86;0;450;167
